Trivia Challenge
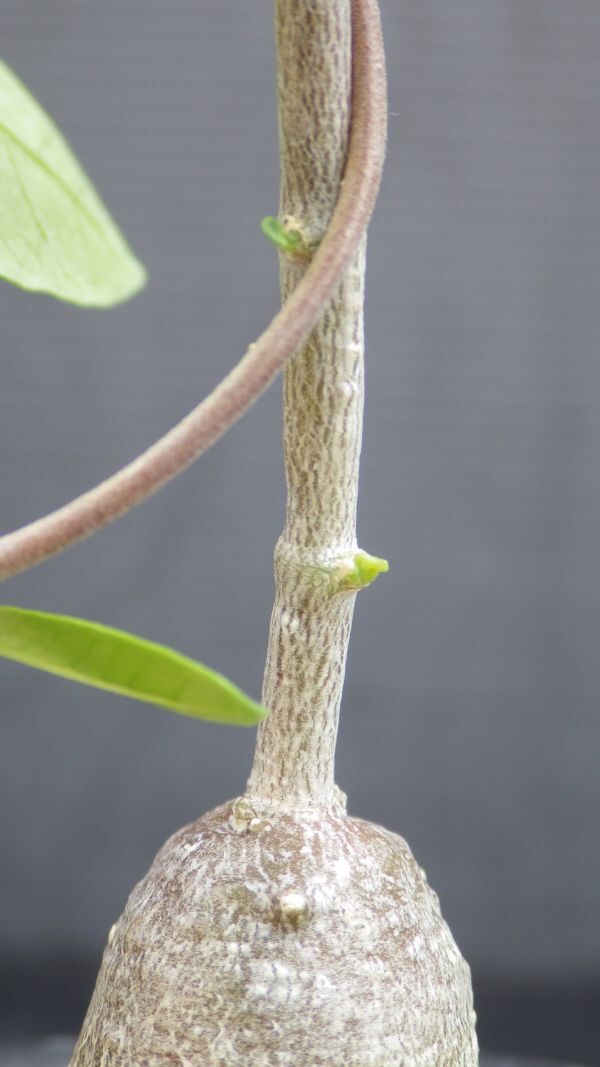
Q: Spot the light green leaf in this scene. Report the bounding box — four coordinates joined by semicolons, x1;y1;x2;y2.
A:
0;606;266;726
0;58;146;306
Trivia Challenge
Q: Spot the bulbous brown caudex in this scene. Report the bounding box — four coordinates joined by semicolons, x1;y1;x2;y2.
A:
71;796;477;1066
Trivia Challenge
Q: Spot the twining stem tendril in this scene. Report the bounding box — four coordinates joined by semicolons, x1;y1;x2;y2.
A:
0;0;386;582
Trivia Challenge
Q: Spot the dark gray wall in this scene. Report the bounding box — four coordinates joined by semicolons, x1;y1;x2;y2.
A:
1;0;599;1023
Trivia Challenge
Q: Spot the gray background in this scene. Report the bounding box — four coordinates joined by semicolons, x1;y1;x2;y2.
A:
0;1;599;1059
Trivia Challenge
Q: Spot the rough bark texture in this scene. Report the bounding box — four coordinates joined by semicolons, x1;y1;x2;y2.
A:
70;800;478;1066
70;3;479;1063
246;0;365;810
245;237;366;808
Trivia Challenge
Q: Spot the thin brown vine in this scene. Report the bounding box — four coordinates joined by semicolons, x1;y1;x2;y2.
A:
0;0;386;581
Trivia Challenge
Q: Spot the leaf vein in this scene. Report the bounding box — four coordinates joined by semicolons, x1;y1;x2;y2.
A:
0;118;110;244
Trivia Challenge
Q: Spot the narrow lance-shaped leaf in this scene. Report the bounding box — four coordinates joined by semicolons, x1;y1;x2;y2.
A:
0;606;265;726
0;58;146;306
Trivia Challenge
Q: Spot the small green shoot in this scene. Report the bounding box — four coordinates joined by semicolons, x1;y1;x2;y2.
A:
261;215;308;257
0;58;146;306
334;551;389;592
0;606;266;726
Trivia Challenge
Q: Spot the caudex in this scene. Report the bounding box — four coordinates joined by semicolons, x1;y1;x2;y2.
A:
1;1;478;1063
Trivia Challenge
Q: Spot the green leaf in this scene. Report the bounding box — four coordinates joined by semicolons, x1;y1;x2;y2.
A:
0;58;146;306
0;606;266;726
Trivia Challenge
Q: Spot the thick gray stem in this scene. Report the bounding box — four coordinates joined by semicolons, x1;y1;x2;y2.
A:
247;0;367;809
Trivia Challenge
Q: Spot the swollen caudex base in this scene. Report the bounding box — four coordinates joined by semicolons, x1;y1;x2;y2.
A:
70;798;478;1066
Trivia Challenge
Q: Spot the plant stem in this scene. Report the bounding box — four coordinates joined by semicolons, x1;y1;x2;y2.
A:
246;0;386;810
0;0;385;584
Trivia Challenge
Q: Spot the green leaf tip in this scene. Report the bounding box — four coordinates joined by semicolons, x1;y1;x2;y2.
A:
261;215;308;257
335;551;389;592
0;57;146;307
0;606;266;727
